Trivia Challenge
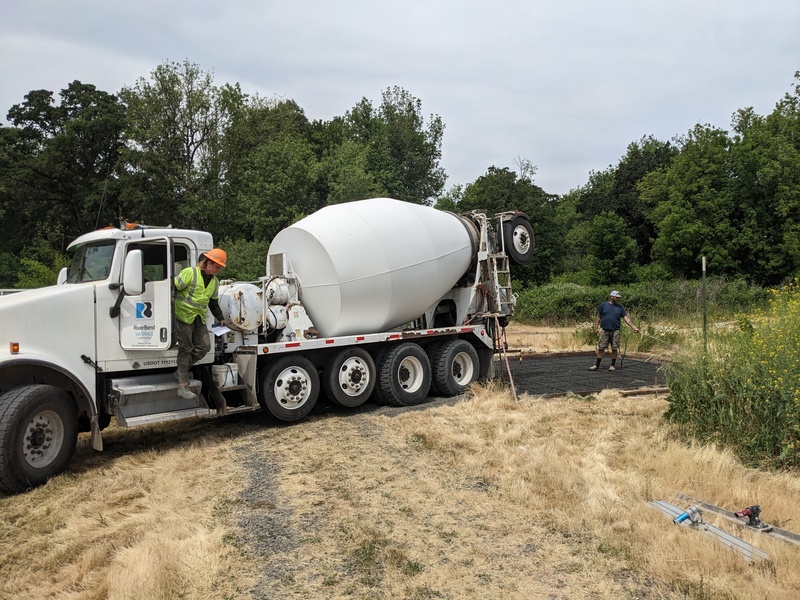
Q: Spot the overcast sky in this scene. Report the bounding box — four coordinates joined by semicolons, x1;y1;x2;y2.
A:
2;1;798;196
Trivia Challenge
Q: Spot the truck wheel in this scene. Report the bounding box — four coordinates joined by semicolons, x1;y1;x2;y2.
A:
259;356;320;422
502;215;535;265
322;348;376;408
375;343;431;407
430;339;480;397
0;385;79;493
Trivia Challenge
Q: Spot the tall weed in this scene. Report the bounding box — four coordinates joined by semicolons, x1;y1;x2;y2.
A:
665;280;800;467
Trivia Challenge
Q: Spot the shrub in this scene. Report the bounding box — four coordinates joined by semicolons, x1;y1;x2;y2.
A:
514;283;601;324
664;280;800;468
572;321;596;346
513;278;767;324
635;324;681;353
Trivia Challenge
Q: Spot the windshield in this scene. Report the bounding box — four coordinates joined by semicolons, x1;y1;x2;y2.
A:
66;241;116;283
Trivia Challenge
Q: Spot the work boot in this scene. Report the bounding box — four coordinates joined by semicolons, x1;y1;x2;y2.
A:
608;365;616;372
589;365;598;371
177;385;196;400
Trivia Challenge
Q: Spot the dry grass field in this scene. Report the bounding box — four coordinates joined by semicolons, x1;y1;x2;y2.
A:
2;325;799;599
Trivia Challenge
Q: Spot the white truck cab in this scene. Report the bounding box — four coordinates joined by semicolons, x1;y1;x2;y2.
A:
0;225;215;491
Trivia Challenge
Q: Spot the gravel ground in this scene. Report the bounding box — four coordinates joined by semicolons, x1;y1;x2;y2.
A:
234;436;299;599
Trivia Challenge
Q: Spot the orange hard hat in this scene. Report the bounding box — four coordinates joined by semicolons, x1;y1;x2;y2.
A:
205;248;227;267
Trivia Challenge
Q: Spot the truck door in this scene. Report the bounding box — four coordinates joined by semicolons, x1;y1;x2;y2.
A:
119;238;175;350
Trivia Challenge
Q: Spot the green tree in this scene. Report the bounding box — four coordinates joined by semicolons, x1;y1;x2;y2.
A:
612;136;677;259
554;188;593;283
0;125;38;260
640;74;800;286
119;60;244;236
0;252;21;288
216;237;270;281
1;81;126;254
236;135;318;243
15;257;68;288
728;73;800;281
433;184;465;213
576;136;676;263
585;211;638;285
316;140;384;204
344;87;446;204
641;124;737;278
222;97;319;241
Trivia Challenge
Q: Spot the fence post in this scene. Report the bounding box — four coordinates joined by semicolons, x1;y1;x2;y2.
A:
702;256;707;354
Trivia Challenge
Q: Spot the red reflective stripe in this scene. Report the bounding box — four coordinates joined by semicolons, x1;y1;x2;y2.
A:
325;339;335;344
285;342;301;348
461;327;472;333
356;336;365;341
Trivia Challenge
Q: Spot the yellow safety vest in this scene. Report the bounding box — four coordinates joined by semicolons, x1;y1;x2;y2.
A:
174;266;218;325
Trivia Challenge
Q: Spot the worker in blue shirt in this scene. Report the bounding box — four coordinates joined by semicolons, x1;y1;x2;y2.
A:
590;290;639;372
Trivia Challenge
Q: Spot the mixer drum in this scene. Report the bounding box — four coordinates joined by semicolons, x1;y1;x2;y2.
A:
267;198;475;337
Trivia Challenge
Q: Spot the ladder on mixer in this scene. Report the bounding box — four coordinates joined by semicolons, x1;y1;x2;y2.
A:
488;252;514;314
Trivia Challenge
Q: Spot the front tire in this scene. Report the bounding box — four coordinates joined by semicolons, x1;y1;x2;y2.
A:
0;385;79;493
322;348;376;408
374;343;431;407
259;356;320;421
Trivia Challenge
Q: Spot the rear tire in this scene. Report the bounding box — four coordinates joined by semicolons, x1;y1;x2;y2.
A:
374;343;431;407
259;356;320;421
430;339;480;397
322;348;376;408
0;385;79;493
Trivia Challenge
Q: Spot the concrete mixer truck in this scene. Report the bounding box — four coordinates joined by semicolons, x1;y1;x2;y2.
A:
0;198;533;492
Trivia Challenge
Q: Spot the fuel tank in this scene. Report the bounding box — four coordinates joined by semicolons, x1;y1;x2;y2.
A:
267;198;476;337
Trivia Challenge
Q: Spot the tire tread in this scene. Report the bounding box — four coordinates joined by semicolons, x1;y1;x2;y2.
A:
0;385;78;493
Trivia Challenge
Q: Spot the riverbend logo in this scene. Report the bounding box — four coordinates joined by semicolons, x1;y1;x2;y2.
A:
135;302;153;319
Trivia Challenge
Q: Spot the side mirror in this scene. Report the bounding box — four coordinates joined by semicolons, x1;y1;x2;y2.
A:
122;250;144;296
57;267;68;285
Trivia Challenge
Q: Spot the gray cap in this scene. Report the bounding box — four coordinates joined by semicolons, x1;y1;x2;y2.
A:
610;290;621;297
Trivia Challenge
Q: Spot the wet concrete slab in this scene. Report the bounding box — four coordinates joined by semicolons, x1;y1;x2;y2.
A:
500;352;666;397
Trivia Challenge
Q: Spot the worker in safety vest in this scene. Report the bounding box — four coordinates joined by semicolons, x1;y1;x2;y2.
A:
173;248;227;399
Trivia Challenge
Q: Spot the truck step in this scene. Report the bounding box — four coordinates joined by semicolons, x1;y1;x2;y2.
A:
111;373;205;422
220;404;259;416
118;407;215;427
